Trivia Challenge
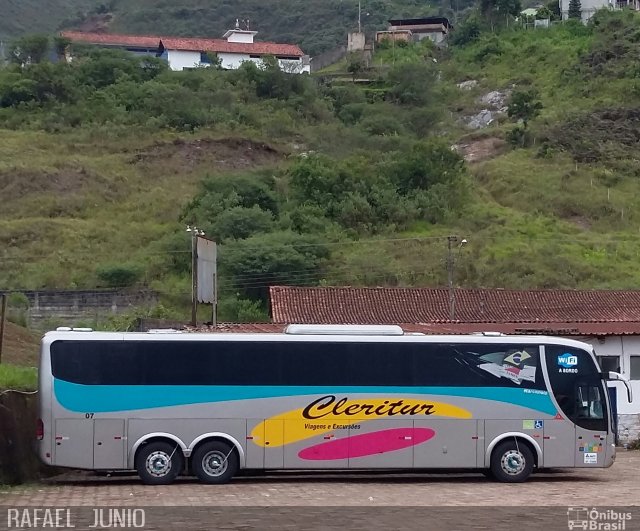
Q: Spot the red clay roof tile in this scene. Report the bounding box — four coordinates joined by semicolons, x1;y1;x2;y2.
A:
61;31;161;48
159;37;304;57
269;286;640;327
192;321;640;336
60;31;304;57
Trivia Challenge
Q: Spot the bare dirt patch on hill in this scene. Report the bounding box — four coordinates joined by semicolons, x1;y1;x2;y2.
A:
453;136;507;163
130;138;284;172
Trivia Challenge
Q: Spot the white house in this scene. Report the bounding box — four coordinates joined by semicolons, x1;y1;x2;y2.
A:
560;0;640;22
159;27;309;73
60;27;309;73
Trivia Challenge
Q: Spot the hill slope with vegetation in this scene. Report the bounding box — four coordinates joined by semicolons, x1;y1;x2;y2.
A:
2;9;640;327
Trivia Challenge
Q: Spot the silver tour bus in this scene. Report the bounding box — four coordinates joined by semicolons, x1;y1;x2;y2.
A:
36;325;632;484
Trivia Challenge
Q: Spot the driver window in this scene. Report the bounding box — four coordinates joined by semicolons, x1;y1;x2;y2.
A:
576;385;603;419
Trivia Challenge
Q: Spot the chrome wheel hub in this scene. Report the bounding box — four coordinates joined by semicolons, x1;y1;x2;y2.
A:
501;450;526;475
202;450;228;477
146;451;171;477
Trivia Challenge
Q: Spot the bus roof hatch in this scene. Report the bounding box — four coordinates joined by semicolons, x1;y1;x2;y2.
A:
284;324;404;336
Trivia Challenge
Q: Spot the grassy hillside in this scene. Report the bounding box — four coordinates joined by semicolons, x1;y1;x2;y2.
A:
0;0;93;40
1;322;39;366
3;10;640;325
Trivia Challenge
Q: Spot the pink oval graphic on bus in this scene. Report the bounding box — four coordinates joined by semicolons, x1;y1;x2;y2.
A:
298;427;436;461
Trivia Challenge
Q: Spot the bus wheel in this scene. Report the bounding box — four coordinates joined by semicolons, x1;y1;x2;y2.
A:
136;442;183;485
192;441;239;484
490;440;534;483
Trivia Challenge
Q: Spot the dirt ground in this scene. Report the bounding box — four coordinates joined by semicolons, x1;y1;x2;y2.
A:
130;137;283;171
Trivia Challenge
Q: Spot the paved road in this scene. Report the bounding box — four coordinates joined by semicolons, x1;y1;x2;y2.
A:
2;452;639;530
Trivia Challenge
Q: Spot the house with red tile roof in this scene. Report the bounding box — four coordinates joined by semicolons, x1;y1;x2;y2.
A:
60;31;162;58
61;23;309;73
159;27;307;72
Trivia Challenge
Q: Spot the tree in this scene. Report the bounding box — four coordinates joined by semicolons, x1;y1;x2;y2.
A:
9;35;50;66
388;139;466;195
545;0;561;20
346;53;366;81
535;6;553;20
220;231;329;302
480;0;521;27
568;0;582;19
387;62;438;106
451;17;482;46
507;89;543;148
507;89;543;129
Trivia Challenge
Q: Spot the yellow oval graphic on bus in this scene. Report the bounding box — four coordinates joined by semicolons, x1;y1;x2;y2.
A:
249;395;472;447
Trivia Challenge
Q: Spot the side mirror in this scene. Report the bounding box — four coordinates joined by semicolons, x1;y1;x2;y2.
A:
605;371;633;403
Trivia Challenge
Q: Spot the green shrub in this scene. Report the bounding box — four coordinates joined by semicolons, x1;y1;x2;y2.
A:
210;206;274;241
96;264;142;288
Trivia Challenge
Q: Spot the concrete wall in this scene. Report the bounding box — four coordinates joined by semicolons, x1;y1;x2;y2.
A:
1;289;158;329
0;391;42;484
310;45;347;73
348;32;366;52
167;50;308;73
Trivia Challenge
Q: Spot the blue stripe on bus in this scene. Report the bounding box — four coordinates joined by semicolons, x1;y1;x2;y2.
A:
53;379;557;415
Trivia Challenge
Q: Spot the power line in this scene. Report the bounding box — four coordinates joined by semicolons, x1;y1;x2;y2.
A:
2;231;640;265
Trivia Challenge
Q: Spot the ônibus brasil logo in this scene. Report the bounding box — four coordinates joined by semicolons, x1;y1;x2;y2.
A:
567;507;632;530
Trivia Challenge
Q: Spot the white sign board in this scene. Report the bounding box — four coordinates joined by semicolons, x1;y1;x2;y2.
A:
196;236;217;304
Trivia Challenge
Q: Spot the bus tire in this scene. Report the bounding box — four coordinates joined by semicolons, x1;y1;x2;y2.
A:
481;469;494;480
136;442;183;485
192;441;239;484
490;440;534;483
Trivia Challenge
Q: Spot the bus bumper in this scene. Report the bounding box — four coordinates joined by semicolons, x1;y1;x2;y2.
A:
605;443;616;467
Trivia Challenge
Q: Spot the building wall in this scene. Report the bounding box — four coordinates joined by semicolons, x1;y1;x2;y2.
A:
574;335;640;443
226;31;256;43
347;32;366;52
560;0;611;21
375;31;412;43
217;52;308;73
414;30;447;44
217;52;252;69
167;49;202;71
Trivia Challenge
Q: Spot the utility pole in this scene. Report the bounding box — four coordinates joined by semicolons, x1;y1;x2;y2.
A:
446;236;457;321
0;293;7;364
191;231;198;327
358;0;362;33
446;235;467;321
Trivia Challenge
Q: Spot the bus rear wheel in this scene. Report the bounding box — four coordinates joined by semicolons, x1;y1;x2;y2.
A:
136;442;184;485
192;441;239;484
490;440;534;483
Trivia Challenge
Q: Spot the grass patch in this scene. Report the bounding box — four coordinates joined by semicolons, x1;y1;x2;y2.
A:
0;364;37;392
